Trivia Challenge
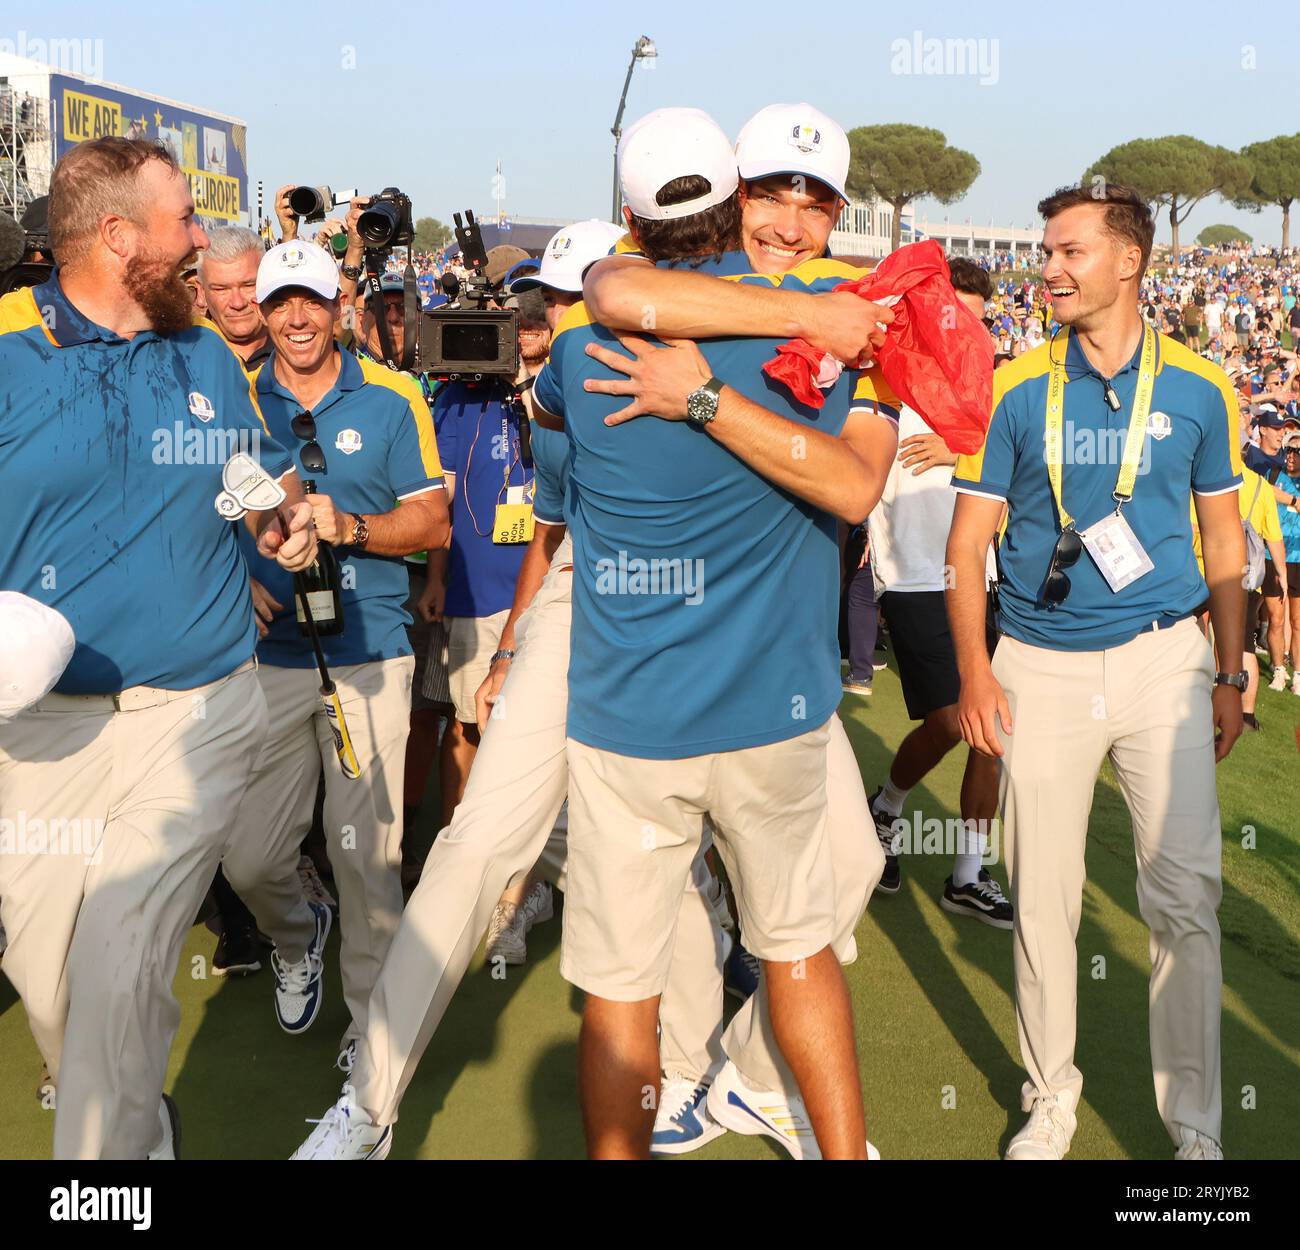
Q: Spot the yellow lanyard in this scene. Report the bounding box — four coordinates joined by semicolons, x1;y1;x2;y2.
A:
1044;324;1157;531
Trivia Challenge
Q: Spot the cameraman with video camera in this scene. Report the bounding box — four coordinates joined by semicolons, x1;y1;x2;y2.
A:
422;243;538;830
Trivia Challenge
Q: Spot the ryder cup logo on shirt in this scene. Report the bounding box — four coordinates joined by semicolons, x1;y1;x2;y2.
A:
788;123;823;153
187;391;215;423
1148;411;1173;441
335;428;363;455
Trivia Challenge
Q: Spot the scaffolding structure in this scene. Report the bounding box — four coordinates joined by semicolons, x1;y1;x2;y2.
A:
0;81;52;222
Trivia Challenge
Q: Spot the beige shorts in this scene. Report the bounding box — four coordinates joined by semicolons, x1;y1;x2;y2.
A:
445;610;510;725
561;719;836;1001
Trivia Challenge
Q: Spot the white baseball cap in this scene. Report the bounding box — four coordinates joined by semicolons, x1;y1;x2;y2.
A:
0;592;75;719
255;241;341;304
510;220;627;294
735;103;850;203
619;108;739;221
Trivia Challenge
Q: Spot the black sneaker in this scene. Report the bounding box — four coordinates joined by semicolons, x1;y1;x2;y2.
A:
868;787;902;894
212;923;263;977
941;869;1014;929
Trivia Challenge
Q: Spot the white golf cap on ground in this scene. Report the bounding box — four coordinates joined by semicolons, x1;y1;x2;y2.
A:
735;102;850;203
510;220;628;293
0;592;75;719
255;240;341;304
619;108;739;221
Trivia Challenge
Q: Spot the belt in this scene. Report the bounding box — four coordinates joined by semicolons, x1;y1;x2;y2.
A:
1137;614;1192;636
38;658;258;713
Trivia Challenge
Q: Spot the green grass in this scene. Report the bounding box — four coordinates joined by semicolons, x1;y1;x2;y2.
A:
1;663;1297;1160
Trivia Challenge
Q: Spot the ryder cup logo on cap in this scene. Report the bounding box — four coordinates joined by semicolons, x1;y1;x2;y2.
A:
618;108;738;222
735;103;850;203
511;220;626;294
256;240;341;304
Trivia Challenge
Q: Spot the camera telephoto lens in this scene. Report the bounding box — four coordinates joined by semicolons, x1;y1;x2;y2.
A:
289;186;326;219
358;201;399;249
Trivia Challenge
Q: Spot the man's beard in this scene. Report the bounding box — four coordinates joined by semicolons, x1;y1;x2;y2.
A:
518;330;550;365
123;249;195;335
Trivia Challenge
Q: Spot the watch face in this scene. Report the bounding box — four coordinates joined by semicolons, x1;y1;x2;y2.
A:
687;387;717;424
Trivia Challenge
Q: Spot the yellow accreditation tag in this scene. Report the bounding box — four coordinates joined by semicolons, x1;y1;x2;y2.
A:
493;502;535;544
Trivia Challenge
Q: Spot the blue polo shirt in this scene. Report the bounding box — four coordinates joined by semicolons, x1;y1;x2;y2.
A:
531;420;569;526
0;275;293;693
1275;470;1300;562
533;252;871;760
953;329;1243;651
241;348;443;668
434;383;534;618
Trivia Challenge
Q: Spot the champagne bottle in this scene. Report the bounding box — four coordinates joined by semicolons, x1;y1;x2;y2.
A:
296;480;345;637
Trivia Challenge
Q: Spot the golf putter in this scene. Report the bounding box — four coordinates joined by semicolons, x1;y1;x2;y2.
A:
215;455;362;780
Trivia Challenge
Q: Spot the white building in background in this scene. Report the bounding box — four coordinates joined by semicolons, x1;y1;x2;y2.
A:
911;216;1043;259
829;200;1042;261
829;198;913;260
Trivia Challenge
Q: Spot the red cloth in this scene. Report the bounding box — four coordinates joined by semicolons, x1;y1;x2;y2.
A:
762;240;994;454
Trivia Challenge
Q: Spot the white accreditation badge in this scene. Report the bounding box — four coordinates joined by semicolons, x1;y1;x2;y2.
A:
1079;509;1155;593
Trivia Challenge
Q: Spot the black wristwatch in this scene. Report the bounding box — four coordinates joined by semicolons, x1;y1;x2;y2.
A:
685;377;725;427
1215;671;1248;692
341;262;363;281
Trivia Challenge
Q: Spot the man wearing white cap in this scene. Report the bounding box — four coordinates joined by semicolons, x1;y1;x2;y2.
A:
0;136;317;1158
220;241;447;1065
575;102;900;1157
534;107;896;1159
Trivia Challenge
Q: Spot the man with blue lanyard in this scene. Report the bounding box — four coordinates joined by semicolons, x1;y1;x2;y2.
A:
947;183;1245;1160
0;137;316;1158
221;240;447;1067
538;108;894;1160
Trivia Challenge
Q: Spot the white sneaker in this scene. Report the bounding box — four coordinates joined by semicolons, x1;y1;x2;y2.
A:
1268;666;1289;692
522;880;554;932
1005;1087;1078;1160
706;1059;820;1159
292;1091;392;1160
485;900;527;966
651;1075;726;1155
272;900;331;1034
1175;1126;1224;1159
1292;671;1300;697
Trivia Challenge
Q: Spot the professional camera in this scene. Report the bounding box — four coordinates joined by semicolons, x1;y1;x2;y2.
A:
358;188;414;251
416;210;520;380
287;185;355;224
0;199;54;295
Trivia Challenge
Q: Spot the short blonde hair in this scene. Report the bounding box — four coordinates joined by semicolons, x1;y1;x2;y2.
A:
48;137;180;265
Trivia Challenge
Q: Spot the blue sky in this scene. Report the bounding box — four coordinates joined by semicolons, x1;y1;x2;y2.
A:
17;0;1300;244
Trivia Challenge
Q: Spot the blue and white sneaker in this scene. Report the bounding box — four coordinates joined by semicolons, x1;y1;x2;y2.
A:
272;899;331;1034
724;938;760;1002
706;1059;882;1160
650;1076;726;1155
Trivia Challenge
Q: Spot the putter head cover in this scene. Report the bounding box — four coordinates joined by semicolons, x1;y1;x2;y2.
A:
0;592;76;719
215;453;288;519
